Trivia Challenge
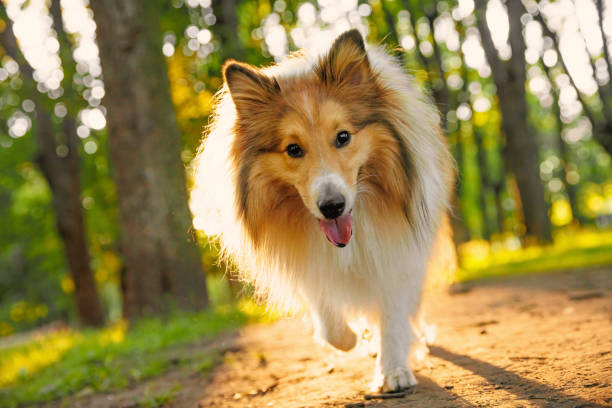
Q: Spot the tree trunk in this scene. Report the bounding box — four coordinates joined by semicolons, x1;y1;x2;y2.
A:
449;135;470;246
493;181;506;234
540;62;581;224
425;4;450;132
91;0;208;319
450;57;471;244
36;112;106;326
212;0;245;60
0;6;104;326
476;0;552;243
474;126;493;239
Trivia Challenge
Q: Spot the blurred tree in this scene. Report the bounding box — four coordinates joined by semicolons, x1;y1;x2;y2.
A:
458;19;504;238
0;4;104;326
539;60;581;223
476;0;552;242
91;0;208;319
595;0;612;98
380;0;466;241
534;4;612;156
402;0;450;131
474;118;491;239
456;19;489;241
421;1;451;132
212;0;245;61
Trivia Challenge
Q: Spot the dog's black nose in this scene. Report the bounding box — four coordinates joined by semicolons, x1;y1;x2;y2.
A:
318;196;345;219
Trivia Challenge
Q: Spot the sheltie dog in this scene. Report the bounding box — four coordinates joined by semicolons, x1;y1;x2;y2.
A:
191;29;454;391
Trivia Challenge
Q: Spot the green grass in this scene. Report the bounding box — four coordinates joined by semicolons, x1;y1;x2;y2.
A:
139;384;182;408
456;228;612;281
0;299;272;408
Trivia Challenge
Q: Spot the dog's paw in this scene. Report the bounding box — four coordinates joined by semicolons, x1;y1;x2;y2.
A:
380;367;417;392
325;325;357;351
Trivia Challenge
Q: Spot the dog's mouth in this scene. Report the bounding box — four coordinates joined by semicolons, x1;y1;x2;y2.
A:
318;212;353;248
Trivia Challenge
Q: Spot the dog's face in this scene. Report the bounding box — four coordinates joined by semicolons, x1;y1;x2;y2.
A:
223;30;403;247
275;98;361;220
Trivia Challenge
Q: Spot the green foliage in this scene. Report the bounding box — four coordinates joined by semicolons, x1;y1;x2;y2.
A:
0;155;71;333
457;229;612;281
0;124;120;332
0;300;270;407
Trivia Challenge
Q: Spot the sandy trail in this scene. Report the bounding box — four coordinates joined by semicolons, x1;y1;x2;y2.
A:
52;267;612;408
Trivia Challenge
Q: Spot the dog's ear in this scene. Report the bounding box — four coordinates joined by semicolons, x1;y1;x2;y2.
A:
315;29;370;87
223;60;280;115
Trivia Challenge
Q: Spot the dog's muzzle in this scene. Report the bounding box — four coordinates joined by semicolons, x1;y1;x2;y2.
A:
317;193;346;219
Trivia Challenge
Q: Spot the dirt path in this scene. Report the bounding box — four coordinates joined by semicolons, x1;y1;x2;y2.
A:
54;267;612;407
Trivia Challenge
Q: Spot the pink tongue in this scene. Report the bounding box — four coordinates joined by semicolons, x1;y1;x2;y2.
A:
319;214;353;247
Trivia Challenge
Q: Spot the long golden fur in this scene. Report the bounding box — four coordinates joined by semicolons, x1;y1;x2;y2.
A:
191;29;454;391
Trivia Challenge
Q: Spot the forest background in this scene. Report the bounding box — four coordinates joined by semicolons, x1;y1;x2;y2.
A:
0;0;611;342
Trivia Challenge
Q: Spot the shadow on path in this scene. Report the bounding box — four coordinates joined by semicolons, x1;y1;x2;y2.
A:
430;345;606;407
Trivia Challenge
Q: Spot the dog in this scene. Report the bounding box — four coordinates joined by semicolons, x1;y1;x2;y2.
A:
191;29;454;391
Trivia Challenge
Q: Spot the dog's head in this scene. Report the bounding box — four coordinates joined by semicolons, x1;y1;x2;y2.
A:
223;30;409;247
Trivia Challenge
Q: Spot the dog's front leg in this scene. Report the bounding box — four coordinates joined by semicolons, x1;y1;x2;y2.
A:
309;301;357;352
377;283;420;391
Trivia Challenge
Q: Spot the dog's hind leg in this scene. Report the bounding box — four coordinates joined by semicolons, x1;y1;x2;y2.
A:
309;301;357;352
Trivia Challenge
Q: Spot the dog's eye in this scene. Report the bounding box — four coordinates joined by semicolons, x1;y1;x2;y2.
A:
286;143;304;158
335;130;351;148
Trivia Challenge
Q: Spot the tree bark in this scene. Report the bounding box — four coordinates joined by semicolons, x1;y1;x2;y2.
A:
0;6;104;326
91;0;208;319
476;0;552;242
